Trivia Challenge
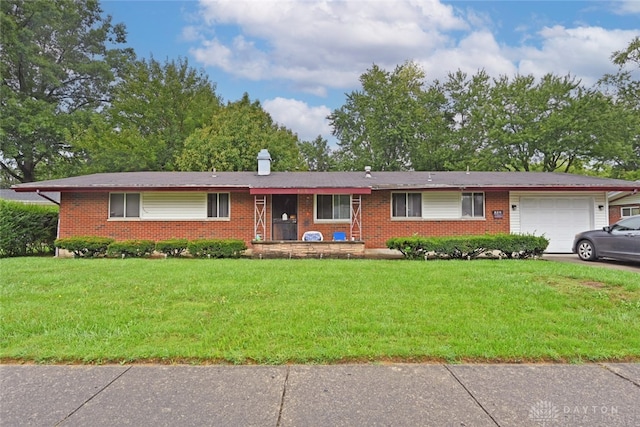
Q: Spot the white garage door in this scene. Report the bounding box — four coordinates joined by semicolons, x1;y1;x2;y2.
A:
520;197;593;253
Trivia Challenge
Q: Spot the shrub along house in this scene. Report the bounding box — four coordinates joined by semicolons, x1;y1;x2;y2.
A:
13;150;639;256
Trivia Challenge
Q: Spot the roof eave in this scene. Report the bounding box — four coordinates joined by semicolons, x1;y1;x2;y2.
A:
12;182;639;193
464;185;640;192
13;185;252;193
371;185;640;192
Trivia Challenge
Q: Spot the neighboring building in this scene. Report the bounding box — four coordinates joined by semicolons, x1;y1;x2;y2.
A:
608;185;640;224
0;189;60;205
12;155;639;253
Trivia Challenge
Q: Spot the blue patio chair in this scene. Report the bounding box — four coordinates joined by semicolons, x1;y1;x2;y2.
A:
332;231;347;241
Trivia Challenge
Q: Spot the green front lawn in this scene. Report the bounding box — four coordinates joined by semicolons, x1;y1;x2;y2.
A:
1;258;639;364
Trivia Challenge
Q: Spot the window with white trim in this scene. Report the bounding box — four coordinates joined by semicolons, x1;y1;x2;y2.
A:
621;206;640;217
461;192;484;218
316;194;350;221
392;193;422;218
109;193;140;218
207;193;230;218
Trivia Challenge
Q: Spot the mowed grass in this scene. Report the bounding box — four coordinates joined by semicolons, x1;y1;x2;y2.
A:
1;257;639;364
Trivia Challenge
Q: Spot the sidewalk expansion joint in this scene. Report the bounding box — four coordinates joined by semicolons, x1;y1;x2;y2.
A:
444;365;501;427
600;363;640;388
55;366;133;426
275;365;290;427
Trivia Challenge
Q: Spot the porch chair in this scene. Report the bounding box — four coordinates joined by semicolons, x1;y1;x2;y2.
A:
302;231;323;241
332;231;347;241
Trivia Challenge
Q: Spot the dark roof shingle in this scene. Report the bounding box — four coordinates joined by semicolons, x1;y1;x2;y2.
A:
12;171;639;192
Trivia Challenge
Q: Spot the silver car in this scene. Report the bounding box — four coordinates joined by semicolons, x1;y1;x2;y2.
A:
573;215;640;262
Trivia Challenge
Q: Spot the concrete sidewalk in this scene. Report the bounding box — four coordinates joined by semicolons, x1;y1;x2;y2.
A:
1;363;639;426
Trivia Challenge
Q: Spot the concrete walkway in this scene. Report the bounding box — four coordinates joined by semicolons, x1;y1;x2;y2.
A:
2;363;639;426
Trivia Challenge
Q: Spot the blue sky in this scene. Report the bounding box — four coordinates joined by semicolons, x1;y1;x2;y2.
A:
101;0;639;144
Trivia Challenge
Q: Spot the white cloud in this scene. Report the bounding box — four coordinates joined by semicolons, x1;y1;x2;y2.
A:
191;36;270;80
614;0;640;14
191;0;466;92
422;31;517;80
186;0;639;142
263;97;332;142
181;26;201;42
515;26;638;86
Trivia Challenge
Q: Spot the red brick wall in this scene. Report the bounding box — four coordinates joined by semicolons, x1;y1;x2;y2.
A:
609;204;640;224
609;206;622;224
59;192;257;242
59;190;511;249
360;190;510;248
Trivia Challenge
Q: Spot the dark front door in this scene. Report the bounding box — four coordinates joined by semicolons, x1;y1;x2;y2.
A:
272;194;298;240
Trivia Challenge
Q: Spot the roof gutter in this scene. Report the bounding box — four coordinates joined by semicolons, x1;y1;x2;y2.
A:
441;186;640;192
36;190;60;206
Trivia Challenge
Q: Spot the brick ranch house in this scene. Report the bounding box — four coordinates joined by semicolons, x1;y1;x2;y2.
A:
13;153;639;255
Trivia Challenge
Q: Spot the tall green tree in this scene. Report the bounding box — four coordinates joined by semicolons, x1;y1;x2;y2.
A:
177;94;304;172
441;70;492;170
298;136;334;171
612;36;640;68
480;74;612;172
406;83;452;171
0;0;132;183
597;37;640;179
66;114;158;173
330;62;449;171
70;57;221;172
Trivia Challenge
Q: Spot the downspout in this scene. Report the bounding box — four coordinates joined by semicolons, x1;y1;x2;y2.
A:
36;190;60;206
37;190;61;257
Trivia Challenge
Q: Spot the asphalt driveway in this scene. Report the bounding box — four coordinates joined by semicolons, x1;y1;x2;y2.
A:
543;254;640;273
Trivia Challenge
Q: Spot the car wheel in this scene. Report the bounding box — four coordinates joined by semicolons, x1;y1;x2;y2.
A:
577;240;597;261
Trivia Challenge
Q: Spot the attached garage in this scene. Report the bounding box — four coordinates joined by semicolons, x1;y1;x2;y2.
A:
510;192;608;253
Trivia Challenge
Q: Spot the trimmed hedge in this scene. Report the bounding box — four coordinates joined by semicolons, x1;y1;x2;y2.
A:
107;240;156;258
0;200;59;257
155;239;189;258
386;234;549;260
187;239;247;258
54;236;247;259
55;236;115;258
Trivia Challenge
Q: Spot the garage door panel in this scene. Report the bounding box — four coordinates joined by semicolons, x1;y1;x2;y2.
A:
556;198;591;210
539;199;557;209
520;197;593;253
521;198;540;209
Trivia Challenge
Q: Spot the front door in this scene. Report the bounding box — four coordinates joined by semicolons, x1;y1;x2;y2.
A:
272;194;298;240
